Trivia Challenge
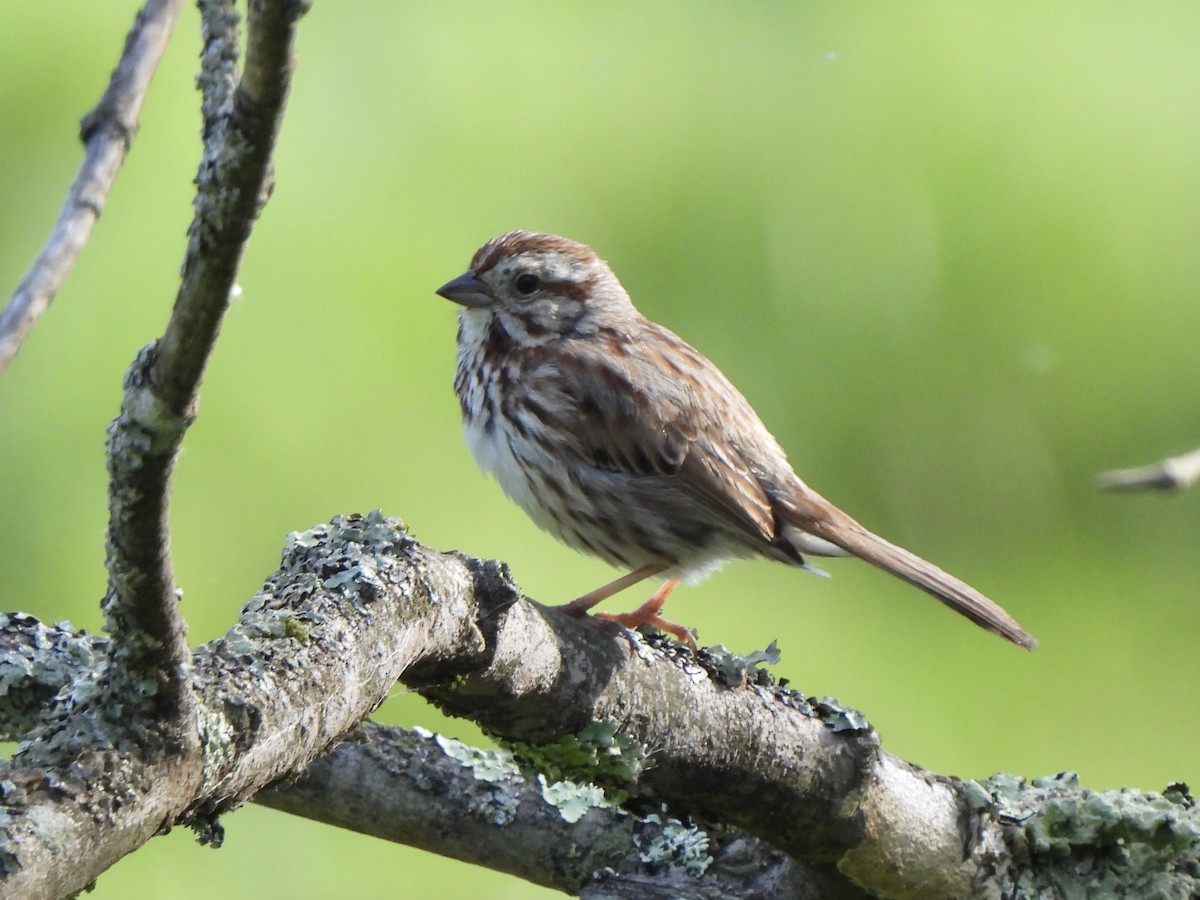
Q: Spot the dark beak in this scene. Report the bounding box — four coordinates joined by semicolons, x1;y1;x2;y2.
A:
435;271;493;308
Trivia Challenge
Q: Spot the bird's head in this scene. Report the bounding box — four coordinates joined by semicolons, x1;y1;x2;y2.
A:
436;230;633;342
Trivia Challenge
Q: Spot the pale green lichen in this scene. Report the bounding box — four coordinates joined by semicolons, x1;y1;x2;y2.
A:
539;774;618;824
503;719;646;791
197;703;240;795
270;513;411;622
417;727;716;883
281;617;310;644
984;772;1200;896
361;508;409;542
427;727;629;825
963;778;994;811
695;641;874;737
238;608;316;641
431;734;524;827
322;567;362;590
0;615;106;736
285;523;331;551
285;511;406;554
434;733;522;783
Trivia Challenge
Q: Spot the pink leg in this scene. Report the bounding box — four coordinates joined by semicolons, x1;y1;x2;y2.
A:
560;567;697;649
562;563;665;615
595;579;696;650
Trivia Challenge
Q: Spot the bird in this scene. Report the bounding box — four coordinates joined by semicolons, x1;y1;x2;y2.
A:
435;230;1036;651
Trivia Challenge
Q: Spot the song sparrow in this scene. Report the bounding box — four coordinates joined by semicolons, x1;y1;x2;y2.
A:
436;230;1036;650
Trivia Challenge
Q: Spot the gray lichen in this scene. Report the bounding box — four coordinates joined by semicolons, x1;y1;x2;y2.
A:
0;615;106;738
983;771;1200;896
418;723;715;883
189;512;414;802
431;730;522;784
690;639;873;735
0;610;185;766
701;640;782;686
635;813;713;877
812;696;871;734
428;725;630;825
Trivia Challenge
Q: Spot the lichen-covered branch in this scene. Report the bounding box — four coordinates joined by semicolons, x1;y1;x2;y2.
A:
981;773;1198;898
0;614;106;739
0;0;311;893
154;0;311;410
0;0;184;378
257;721;822;899
101;0;307;719
183;516;482;817
401;566;986;897
1098;446;1200;493
0;514;479;896
4;516;1195;897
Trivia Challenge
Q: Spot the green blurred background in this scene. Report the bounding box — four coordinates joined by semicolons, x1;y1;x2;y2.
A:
3;2;1199;896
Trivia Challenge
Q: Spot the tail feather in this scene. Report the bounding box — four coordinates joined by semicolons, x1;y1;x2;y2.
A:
785;501;1037;650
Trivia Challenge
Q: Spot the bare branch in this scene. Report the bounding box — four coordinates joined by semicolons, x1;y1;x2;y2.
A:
0;0;184;378
1097;446;1200;493
101;0;307;718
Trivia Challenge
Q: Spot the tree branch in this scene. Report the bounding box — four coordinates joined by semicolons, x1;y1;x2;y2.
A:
0;1;309;893
1;514;478;896
1097;446;1200;493
155;0;309;411
101;0;307;720
257;721;824;899
4;516;1194;896
0;0;184;378
404;562;986;897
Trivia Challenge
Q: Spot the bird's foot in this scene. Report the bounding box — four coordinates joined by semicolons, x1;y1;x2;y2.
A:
593;608;697;651
560;575;696;649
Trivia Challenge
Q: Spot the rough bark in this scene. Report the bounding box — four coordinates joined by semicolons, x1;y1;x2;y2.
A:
2;516;1196;898
257;720;822;899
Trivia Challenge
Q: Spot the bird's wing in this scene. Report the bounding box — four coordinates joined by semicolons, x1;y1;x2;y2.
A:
510;327;780;547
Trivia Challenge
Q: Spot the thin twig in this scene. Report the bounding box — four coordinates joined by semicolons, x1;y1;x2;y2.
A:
1097;446;1200;493
0;0;184;378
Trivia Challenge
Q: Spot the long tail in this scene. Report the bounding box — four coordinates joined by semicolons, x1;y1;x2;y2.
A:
783;494;1037;650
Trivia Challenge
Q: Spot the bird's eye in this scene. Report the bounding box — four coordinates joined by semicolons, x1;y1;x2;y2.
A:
514;273;540;296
